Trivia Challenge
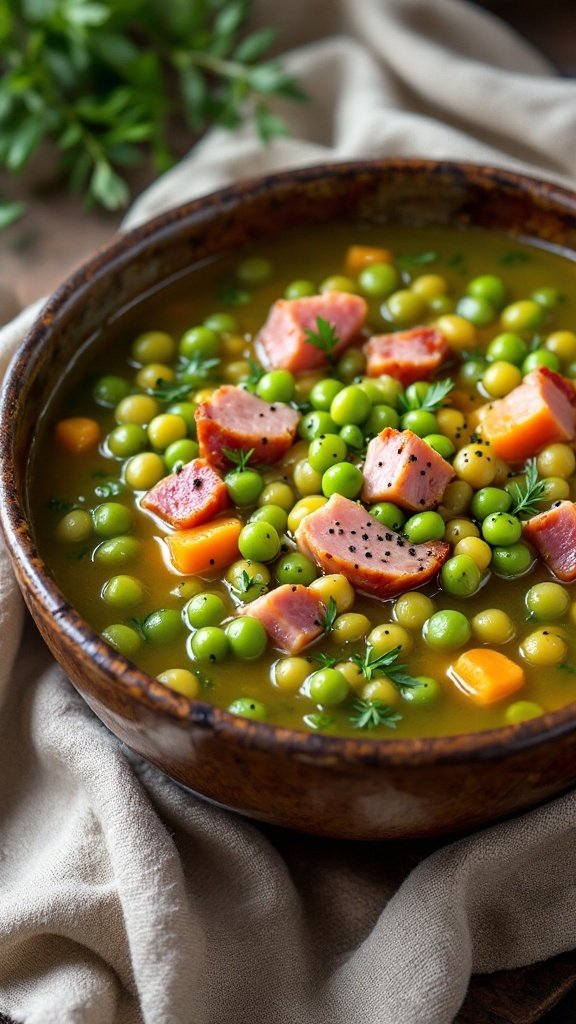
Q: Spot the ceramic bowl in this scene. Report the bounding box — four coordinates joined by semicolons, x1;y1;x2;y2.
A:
2;159;576;840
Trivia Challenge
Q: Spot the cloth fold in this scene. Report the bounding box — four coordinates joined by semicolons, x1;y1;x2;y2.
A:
1;2;576;1022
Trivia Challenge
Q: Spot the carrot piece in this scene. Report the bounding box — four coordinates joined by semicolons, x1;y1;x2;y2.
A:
166;517;241;574
54;416;101;453
345;245;392;275
451;649;525;705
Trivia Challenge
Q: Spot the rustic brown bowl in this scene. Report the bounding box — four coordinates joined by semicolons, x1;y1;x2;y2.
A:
2;159;576;840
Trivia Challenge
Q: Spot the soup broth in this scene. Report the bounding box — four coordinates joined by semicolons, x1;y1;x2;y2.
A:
29;223;576;738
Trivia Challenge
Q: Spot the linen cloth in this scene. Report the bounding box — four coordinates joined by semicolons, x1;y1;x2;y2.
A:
1;1;576;1022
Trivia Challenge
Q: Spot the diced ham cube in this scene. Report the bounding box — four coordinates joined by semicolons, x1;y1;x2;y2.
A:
362;427;454;510
141;458;228;529
241;584;326;654
257;292;367;373
522;501;576;581
475;368;576;463
296;494;449;600
364;327;449;385
195;385;300;469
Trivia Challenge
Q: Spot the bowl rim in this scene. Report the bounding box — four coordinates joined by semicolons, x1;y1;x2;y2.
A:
3;155;576;768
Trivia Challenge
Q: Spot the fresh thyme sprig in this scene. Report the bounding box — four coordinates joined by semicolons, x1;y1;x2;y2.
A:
398;378;454;415
0;1;306;223
304;317;340;363
508;459;547;520
349;699;402;731
396;251;438;270
222;447;256;471
322;596;338;635
352;644;422;693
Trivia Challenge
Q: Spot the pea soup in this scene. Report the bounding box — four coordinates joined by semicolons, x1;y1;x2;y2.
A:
29;223;576;738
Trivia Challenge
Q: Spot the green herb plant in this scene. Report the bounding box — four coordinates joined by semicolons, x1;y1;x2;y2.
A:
0;0;306;223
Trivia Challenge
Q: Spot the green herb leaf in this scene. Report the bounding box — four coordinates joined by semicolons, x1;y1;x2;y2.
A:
398;378;454;414
46;496;76;513
304;712;335;731
216;282;251;307
350;699;402;731
322;596;338;635
396;251;438;270
508;458;547;520
0;198;25;229
222;447;256;471
352;644;403;682
304;317;340;363
560;663;576;676
94;480;125;499
500;251;530;267
244;358;266;389
309;652;339;669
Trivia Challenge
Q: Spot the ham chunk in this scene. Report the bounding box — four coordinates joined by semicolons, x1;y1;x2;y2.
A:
362;428;454;510
241;584;326;654
141;458;228;529
296;494;450;600
522;501;576;581
475;368;576;463
195;385;300;469
364;327;449;385
257;292;367;373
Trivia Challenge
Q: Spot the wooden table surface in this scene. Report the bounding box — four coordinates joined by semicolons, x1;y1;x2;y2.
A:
0;4;575;1022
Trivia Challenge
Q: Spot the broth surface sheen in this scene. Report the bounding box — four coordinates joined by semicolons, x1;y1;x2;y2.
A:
30;223;576;739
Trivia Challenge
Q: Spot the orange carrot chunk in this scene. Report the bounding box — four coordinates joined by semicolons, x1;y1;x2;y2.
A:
54;416;101;453
166;517;241;574
451;649;525;705
345;245;393;274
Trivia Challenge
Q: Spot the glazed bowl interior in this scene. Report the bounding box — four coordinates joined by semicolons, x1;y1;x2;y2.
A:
3;159;576;839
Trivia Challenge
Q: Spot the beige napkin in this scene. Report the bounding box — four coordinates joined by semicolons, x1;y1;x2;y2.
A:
2;2;576;1022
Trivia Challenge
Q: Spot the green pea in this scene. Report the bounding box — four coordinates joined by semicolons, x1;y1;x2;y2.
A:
56;509;93;544
490;541;533;576
238;522;281;562
400;409;437;437
308;433;348;474
401;676;441;706
204;312;237;334
249;504;288;534
467;274;508;309
531;287;562;310
369;502;406;531
339;424;364;450
505;701;544;724
320;274;356;293
256;369;295;403
322;462;364;499
358;262;400;298
101;574;144;609
93;375;131;407
275;552;318;586
308;668;349;706
180;326;220;358
299;410;338;441
481;512;522;546
186;592;227;628
522;349;560;374
309;378;344;410
403;382;430;406
336;348;366;381
368;375;403;408
486;333;527;365
226;559;269;603
102;623;142;658
404;511;445;543
441;554;481;597
227;697;267;720
501;300;545;333
471;487;512;520
526;582;569;621
166;402;197;437
131;331;175;364
95;535;140;566
93;502;133;538
225;469;264;507
236;256;272;284
456;295;496;327
107;424;148;458
284;279;316;299
225;617;268;659
162;439;198;472
330;385;371;426
423;610;471;649
428;295;454;315
365;404;400;435
423;434;455;459
191;626;229;663
459;358;487;385
143;609;183;644
384;289;425;327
